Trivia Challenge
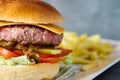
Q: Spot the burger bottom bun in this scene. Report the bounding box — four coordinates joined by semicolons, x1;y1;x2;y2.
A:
0;63;59;80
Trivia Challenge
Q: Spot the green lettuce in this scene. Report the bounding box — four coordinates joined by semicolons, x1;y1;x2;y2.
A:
0;55;35;66
62;54;73;64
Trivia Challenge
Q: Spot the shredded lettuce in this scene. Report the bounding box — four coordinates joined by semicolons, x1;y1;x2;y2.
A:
0;56;6;65
0;55;36;66
11;55;35;65
62;54;73;64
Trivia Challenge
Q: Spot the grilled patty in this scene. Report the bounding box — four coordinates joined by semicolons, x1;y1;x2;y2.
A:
0;25;63;46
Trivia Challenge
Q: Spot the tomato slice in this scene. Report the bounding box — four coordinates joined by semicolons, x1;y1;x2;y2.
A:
39;53;51;58
0;47;71;63
51;49;72;57
40;57;66;63
38;49;72;63
39;49;72;58
12;50;24;56
0;48;19;59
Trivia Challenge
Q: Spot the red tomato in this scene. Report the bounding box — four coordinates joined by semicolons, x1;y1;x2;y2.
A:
39;53;51;58
38;49;72;63
40;57;66;63
0;48;19;59
12;50;24;56
39;49;72;58
51;49;72;57
0;47;72;63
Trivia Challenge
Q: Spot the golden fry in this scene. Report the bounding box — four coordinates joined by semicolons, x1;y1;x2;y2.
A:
89;51;98;60
99;53;107;60
88;34;101;43
72;57;92;64
82;61;99;71
59;31;113;71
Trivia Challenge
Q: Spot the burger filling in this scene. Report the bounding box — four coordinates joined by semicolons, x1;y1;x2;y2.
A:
0;25;72;65
0;25;63;46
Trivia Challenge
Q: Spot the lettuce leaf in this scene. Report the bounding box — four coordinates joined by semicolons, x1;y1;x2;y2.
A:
0;55;35;66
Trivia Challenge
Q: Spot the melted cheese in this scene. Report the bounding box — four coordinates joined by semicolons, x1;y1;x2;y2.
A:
0;21;64;34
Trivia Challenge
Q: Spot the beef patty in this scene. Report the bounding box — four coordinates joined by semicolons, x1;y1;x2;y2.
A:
0;25;63;46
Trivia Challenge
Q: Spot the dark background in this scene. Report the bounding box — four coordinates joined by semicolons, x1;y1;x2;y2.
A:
45;0;120;80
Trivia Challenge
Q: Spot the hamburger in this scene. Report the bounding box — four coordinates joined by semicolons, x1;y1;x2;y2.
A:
0;0;72;80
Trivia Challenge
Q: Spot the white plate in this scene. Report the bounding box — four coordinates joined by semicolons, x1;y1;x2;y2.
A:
66;39;120;80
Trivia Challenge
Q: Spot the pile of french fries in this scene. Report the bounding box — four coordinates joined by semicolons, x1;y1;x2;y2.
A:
59;31;113;71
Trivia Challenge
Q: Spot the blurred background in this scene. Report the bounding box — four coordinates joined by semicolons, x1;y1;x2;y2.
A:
45;0;120;40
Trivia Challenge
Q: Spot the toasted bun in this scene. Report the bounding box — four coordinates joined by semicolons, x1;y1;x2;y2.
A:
0;63;59;80
0;0;63;24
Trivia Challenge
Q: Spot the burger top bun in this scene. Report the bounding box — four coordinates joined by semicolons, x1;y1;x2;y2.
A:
0;0;63;24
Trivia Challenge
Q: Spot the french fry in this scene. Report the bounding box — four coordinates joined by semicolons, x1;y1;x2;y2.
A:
88;34;101;43
59;31;113;71
79;33;87;43
89;51;98;60
72;57;92;64
82;61;99;71
99;53;107;60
